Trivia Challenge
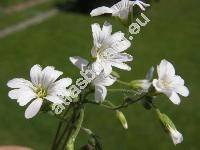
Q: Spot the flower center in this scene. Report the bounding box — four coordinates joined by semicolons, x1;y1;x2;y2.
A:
36;85;47;98
160;80;172;89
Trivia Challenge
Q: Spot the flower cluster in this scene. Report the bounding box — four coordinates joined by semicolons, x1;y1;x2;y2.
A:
6;0;190;148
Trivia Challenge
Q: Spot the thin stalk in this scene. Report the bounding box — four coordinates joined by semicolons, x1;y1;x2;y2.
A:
51;120;63;150
53;106;73;149
66;107;84;150
85;94;147;111
51;106;71;150
107;88;136;94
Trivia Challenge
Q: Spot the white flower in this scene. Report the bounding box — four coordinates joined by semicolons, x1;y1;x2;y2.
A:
169;127;183;145
90;0;150;21
153;59;189;105
91;22;133;76
7;65;72;119
69;56;116;102
92;72;116;102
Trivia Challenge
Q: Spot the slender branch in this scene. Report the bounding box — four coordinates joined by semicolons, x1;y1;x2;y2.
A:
107;88;137;94
85;93;147;110
51;121;63;150
51;106;72;149
53;106;73;149
66;107;85;150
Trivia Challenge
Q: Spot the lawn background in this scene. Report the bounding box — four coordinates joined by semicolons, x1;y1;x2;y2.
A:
0;0;199;149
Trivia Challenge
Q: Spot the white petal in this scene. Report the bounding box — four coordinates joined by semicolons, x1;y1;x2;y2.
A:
134;2;145;11
25;98;43;119
91;61;103;75
102;63;112;76
90;6;113;16
169;129;183;145
104;32;124;48
95;85;107;102
157;59;175;79
138;1;150;7
8;89;20;99
112;0;133;17
18;91;36;106
111;39;131;53
111;53;133;62
93;74;116;86
112;62;131;71
102;32;131;53
30;64;42;85
8;88;36;106
102;21;112;39
48;78;72;96
175;85;189;97
41;66;63;88
172;75;184;86
45;95;64;104
167;91;181;105
54;78;72;88
152;79;163;92
133;0;150;11
91;23;102;47
92;22;112;49
69;56;89;71
7;78;33;88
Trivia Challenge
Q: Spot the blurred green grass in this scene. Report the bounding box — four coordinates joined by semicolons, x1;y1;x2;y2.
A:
0;0;26;7
0;0;199;149
0;0;55;29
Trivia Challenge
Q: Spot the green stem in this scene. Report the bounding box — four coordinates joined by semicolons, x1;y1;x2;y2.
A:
53;106;72;149
66;107;85;150
85;93;147;111
51;120;63;149
107;88;136;93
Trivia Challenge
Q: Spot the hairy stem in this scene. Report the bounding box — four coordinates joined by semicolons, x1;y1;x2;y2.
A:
66;107;84;150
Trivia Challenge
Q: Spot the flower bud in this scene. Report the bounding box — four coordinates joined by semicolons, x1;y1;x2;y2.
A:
130;79;151;92
156;109;183;145
116;110;128;129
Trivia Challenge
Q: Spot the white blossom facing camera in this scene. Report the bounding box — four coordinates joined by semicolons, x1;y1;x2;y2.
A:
91;22;133;76
153;59;189;105
7;65;72;119
90;0;150;22
69;56;116;102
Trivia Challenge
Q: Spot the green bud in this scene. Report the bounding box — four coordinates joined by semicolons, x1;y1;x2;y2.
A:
156;109;176;132
156;109;183;145
145;67;154;80
116;110;128;129
130;79;151;91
